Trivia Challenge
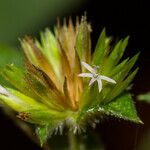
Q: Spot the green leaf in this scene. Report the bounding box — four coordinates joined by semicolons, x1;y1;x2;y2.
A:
36;125;49;146
77;93;142;125
101;93;143;124
138;92;150;103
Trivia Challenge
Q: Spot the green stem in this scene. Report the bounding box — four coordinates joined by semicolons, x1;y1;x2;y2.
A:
43;141;53;150
68;131;77;150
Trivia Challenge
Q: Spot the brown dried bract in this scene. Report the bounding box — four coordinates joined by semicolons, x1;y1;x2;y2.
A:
17;112;30;121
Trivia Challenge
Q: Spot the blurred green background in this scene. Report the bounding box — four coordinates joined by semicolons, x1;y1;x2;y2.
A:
0;0;84;45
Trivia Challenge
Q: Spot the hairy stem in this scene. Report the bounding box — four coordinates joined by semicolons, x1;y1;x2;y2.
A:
68;131;77;150
43;143;53;150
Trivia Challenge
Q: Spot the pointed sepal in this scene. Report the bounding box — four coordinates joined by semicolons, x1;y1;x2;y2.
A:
75;15;92;63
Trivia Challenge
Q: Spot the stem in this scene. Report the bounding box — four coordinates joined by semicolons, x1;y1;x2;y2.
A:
68;131;77;150
43;142;53;150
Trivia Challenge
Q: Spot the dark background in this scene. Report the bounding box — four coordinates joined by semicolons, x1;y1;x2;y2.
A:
0;0;149;150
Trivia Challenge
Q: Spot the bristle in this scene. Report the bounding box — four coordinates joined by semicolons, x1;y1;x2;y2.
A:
75;16;79;32
63;17;67;29
56;17;60;29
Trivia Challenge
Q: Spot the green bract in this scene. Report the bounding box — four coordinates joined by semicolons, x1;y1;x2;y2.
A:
0;15;142;146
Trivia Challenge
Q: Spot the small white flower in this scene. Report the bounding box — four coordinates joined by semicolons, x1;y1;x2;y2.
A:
78;62;116;92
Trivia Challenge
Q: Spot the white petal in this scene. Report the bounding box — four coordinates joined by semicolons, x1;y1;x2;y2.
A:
78;73;93;78
100;75;116;84
81;61;95;73
89;78;96;86
97;79;102;92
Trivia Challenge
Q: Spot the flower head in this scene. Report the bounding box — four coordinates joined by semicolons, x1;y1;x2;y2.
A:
0;15;142;146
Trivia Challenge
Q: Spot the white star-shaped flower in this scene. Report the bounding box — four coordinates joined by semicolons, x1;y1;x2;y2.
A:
78;61;116;92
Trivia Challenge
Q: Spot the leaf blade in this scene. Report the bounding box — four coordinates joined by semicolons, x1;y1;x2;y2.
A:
101;93;142;124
